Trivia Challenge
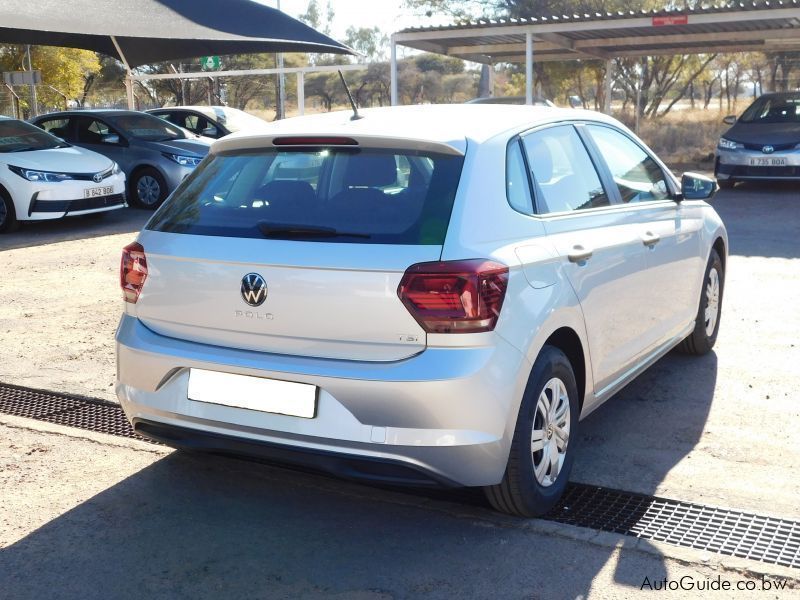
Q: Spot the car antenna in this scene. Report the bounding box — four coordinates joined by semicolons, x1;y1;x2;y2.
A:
338;70;362;121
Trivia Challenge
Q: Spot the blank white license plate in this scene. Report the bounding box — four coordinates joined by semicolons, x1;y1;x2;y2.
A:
84;186;114;198
749;157;787;166
187;369;317;418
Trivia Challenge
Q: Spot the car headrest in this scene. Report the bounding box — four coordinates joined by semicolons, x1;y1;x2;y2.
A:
343;155;398;188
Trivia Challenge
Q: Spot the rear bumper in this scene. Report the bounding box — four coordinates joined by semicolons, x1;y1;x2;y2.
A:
134;418;457;486
115;314;530;487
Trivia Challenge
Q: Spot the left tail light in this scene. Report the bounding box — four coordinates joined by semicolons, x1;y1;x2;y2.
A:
121;242;148;303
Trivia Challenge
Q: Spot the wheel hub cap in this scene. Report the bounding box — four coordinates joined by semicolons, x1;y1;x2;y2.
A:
704;267;720;337
137;176;161;206
531;377;571;488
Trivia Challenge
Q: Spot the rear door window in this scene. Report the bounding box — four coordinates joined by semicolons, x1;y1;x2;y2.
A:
35;117;73;141
148;147;464;245
522;125;610;214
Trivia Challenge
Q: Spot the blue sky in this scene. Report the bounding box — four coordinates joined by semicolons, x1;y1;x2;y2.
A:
264;0;453;39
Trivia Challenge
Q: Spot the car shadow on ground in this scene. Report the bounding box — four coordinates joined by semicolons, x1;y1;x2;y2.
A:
0;208;150;252
710;181;800;259
1;350;719;598
0;449;670;599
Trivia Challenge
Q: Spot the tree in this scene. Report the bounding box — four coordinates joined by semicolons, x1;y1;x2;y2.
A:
0;45;101;113
344;27;389;62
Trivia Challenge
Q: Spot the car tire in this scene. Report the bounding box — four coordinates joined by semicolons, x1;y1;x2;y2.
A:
484;345;579;517
0;188;20;234
130;167;168;209
677;249;724;355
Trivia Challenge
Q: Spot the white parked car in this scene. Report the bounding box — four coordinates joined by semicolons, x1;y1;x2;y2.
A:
116;105;727;516
0;117;126;232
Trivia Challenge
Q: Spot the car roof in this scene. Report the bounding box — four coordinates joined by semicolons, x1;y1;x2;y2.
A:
34;109;146;119
216;104;619;151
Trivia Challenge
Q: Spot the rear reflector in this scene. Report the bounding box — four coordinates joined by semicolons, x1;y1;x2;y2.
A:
121;242;148;304
273;136;358;146
398;259;509;333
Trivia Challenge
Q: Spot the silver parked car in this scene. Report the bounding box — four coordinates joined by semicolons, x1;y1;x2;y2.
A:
715;92;800;187
147;106;270;139
32;110;211;208
116;105;727;516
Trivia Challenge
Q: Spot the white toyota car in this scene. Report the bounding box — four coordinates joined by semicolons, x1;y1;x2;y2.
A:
0;117;126;233
116;105;727;516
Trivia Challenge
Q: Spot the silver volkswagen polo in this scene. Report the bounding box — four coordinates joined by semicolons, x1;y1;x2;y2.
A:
116;105;727;516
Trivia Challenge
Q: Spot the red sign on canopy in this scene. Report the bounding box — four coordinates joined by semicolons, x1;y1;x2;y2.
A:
652;15;689;26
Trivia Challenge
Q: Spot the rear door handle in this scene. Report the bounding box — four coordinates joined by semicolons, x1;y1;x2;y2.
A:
642;231;661;247
568;245;593;263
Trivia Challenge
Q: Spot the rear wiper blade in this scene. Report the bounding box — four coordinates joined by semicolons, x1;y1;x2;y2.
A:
257;222;371;239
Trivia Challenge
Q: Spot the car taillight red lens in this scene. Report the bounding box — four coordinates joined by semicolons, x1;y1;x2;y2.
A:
121;242;148;304
398;259;509;333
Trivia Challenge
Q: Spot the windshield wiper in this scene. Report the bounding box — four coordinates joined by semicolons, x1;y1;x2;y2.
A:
257;222;371;239
7;146;38;152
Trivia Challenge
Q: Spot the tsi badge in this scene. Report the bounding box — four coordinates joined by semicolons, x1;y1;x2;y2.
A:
240;273;268;307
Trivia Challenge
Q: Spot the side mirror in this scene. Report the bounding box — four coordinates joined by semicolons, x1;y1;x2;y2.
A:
679;172;718;202
101;133;120;145
200;126;219;138
722;115;736;125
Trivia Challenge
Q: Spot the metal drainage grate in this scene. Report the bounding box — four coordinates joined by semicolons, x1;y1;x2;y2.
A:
1;382;798;570
0;382;139;439
546;484;800;569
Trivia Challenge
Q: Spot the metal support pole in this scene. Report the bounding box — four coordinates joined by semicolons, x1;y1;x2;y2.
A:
488;64;495;97
603;59;613;115
390;36;398;106
276;0;285;119
297;72;305;116
111;36;135;109
635;60;643;136
25;45;38;117
5;84;21;119
525;32;533;105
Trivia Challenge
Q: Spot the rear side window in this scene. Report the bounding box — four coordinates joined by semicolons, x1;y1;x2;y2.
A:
522;125;610;214
506;140;534;215
148;147;464;245
36;118;71;140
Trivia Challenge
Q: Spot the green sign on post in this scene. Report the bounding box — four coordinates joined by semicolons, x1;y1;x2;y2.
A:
201;56;221;71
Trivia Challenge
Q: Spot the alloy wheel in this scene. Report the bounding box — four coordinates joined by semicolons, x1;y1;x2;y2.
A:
531;377;571;487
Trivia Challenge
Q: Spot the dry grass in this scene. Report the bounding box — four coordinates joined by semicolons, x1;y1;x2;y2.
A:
615;108;730;168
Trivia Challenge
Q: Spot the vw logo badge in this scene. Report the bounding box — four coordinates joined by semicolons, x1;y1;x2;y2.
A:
93;173;104;183
241;273;268;307
762;145;774;154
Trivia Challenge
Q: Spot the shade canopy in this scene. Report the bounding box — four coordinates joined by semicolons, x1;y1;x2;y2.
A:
0;0;352;68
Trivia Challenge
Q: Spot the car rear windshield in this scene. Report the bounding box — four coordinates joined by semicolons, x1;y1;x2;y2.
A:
110;113;184;141
148;147;465;244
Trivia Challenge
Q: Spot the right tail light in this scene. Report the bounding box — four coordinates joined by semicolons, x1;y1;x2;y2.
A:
398;259;509;333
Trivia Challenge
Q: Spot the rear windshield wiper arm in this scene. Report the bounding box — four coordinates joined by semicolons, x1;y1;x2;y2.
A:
257;222;371;239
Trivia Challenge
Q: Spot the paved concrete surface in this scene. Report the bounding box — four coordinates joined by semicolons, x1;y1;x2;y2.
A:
1;183;799;597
